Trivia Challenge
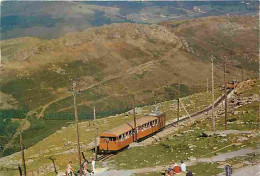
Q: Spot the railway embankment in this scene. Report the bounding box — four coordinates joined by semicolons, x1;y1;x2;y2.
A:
106;79;259;176
0;80;258;176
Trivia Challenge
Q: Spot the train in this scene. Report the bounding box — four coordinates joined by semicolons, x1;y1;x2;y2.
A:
99;111;166;153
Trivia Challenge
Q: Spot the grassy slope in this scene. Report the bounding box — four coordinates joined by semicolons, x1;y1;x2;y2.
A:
162;15;259;72
0;85;223;175
1;80;258;176
1;16;254;116
109;81;259;176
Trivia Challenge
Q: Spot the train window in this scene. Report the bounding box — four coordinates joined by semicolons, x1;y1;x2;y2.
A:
101;136;116;142
110;137;116;141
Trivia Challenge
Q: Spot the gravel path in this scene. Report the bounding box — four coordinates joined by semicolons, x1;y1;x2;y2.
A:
91;148;258;176
197;148;258;163
218;164;260;176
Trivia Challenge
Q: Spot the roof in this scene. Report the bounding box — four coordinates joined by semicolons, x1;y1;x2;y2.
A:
100;116;159;137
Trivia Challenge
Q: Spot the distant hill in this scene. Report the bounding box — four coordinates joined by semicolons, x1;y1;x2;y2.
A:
1;1;258;40
162;15;259;71
1;15;258;118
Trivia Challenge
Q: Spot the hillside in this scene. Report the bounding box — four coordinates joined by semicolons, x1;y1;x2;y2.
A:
0;15;258;159
0;79;258;176
1;16;258;117
1;1;258;40
162;15;259;71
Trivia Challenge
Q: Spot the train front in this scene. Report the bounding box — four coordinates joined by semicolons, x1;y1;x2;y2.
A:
99;133;119;153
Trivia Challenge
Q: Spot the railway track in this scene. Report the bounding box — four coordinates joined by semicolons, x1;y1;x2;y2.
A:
164;89;233;129
96;154;114;161
97;89;233;161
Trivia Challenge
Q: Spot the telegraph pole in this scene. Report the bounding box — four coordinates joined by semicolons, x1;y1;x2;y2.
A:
211;57;216;131
177;81;180;133
177;98;180;133
19;129;26;176
72;81;82;176
207;78;209;100
258;56;260;122
241;69;244;82
224;56;228;130
93;106;98;160
133;95;137;142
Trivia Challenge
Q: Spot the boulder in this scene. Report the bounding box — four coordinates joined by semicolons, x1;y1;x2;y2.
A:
200;131;215;137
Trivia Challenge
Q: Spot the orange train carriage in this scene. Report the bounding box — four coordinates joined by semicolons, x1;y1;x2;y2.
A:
99;113;165;152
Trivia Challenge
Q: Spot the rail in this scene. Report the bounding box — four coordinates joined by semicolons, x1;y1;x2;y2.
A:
165;89;233;128
96;154;114;161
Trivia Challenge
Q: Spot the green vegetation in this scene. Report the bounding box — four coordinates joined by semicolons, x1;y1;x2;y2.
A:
188;162;222;176
0;81;258;176
45;107;131;120
109;83;259;170
11;118;73;154
164;83;192;100
0;118;19;156
109;127;245;170
1;15;62;34
0;109;27;119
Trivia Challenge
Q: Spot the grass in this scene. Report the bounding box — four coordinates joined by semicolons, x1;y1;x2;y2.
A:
0;87;222;174
1;81;258;175
108;83;259;170
187;162;222;176
108;128;244;170
225;152;260;166
16;119;74;148
5;118;75;156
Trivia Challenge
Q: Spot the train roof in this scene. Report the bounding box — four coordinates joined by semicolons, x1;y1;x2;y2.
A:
100;115;160;137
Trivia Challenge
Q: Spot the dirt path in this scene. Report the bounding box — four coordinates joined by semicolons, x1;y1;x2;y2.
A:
218;164;260;176
91;148;259;176
197;148;258;163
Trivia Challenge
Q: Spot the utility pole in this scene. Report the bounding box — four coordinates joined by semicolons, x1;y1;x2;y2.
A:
211;57;216;131
133;95;137;142
177;81;180;133
153;90;157;105
207;78;209;100
258;57;260;122
177;98;180;132
19;129;26;176
241;69;244;82
72;81;82;176
93;106;98;160
224;57;228;130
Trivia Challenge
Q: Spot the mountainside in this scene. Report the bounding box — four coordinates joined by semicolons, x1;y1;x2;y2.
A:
1;1;258;40
1;15;258;119
162;15;259;70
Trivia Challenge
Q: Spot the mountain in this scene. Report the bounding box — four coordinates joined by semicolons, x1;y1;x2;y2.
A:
1;1;258;40
162;15;259;71
1;15;258;119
